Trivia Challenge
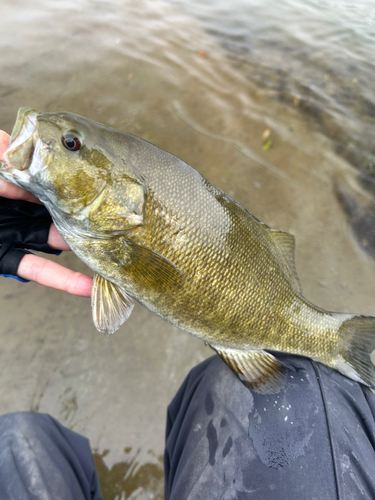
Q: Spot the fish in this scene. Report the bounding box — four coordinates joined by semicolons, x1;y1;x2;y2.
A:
1;106;375;394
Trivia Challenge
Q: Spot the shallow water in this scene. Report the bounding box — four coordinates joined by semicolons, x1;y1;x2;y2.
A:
1;0;375;497
173;0;375;173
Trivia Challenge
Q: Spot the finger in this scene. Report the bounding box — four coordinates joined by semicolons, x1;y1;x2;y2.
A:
18;254;92;298
47;224;71;251
0;179;41;204
0;130;10;161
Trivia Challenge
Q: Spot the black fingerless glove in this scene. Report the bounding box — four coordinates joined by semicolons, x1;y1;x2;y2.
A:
0;198;61;282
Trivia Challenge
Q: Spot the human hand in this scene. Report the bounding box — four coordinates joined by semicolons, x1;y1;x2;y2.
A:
0;130;92;297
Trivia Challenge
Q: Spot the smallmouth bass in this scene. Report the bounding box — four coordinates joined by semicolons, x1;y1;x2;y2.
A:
1;107;375;393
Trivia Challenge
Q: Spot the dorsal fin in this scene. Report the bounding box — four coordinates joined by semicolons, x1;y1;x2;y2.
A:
267;229;302;294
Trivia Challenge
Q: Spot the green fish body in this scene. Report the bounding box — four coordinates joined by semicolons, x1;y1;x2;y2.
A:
1;107;375;393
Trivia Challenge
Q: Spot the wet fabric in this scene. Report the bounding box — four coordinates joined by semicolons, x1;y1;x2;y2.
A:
0;198;59;282
0;412;102;500
165;355;375;499
1;356;375;499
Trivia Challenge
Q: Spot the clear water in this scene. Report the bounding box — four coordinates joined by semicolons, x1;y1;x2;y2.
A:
177;0;375;173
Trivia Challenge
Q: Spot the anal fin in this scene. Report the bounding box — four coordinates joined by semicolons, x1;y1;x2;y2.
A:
92;274;134;336
211;346;287;394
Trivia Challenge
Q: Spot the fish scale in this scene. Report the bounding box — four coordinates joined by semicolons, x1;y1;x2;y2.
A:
133;163;337;355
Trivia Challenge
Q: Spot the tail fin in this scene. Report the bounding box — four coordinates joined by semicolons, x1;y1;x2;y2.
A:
335;315;375;388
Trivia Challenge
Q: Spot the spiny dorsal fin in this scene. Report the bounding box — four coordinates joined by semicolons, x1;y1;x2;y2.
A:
92;274;134;336
267;229;302;294
211;345;287;394
121;240;185;293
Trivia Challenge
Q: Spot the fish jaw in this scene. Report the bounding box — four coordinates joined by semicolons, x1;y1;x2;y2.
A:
5;107;37;170
0;108;50;197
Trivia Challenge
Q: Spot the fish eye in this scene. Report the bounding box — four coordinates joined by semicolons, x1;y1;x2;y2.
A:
62;133;82;151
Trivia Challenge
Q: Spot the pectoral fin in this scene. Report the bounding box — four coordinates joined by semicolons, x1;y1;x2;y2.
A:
122;240;185;293
211;346;287;394
91;274;134;336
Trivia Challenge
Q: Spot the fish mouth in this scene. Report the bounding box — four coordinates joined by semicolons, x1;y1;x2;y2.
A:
3;107;38;172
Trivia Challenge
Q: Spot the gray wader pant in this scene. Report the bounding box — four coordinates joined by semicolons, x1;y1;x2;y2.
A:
1;355;375;499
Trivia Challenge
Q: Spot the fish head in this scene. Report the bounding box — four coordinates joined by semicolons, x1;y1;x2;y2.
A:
1;108;146;235
2;107;115;212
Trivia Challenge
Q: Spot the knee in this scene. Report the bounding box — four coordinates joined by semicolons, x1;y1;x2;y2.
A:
0;411;51;442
